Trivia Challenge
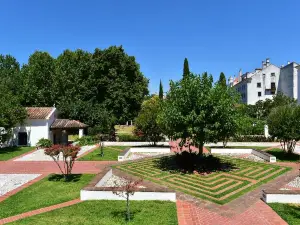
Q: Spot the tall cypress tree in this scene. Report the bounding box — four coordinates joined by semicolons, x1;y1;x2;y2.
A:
183;58;190;78
218;72;227;87
159;79;164;99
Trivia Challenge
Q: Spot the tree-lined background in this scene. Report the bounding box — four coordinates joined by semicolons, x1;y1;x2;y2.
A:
0;46;149;134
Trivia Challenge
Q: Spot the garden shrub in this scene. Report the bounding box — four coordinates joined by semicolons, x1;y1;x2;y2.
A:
76;136;98;146
117;133;143;142
36;138;52;148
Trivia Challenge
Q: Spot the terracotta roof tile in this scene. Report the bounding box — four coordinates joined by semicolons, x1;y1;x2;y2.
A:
26;107;55;119
51;119;88;129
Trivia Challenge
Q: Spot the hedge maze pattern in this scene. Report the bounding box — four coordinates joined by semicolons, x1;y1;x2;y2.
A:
116;156;290;204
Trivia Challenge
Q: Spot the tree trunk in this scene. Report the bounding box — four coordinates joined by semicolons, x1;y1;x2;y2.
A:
198;142;204;155
126;193;130;221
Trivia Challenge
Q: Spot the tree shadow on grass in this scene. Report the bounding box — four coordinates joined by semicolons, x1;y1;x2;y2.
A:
266;149;300;162
111;209;141;221
154;152;237;174
48;174;82;182
0;147;24;155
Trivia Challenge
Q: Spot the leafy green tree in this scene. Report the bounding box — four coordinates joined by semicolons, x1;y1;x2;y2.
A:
159;80;164;99
92;46;149;123
158;73;239;154
183;58;190;78
268;105;300;153
218;72;227;87
21;51;56;106
0;85;26;143
135;96;163;145
0;54;21;95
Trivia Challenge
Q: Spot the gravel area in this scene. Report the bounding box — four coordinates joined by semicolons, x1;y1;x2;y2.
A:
0;174;41;196
286;177;300;188
99;175;129;187
216;153;265;162
125;152;165;161
14;145;96;161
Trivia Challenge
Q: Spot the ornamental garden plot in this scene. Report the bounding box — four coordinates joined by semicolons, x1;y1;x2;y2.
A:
115;156;290;205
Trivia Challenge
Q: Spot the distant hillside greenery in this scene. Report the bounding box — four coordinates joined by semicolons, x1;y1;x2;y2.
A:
0;46;149;134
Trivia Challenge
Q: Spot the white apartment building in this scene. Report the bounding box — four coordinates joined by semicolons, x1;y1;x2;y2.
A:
229;58;299;104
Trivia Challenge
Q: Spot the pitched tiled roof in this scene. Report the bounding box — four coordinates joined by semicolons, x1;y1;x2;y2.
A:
50;119;88;129
26;107;55;119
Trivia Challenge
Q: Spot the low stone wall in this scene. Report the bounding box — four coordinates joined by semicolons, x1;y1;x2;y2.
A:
208;142;280;147
262;189;300;203
210;148;276;163
118;147;171;162
80;168;176;202
103;142;169;146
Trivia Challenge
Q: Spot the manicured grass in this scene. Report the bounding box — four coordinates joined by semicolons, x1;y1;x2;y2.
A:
115;125;135;135
0;174;94;219
78;146;128;161
11;200;178;225
269;203;300;225
265;148;300;162
0;146;34;161
115;156;290;205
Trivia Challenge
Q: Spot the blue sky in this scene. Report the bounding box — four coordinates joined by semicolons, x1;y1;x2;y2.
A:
1;0;299;94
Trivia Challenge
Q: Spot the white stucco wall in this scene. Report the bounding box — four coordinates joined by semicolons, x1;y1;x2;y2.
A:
12;108;57;147
246;65;280;105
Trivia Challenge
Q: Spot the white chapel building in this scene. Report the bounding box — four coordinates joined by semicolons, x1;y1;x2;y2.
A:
11;107;87;146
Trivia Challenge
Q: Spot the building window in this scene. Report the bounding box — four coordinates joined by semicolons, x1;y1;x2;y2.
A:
271;73;275;77
257;82;261;88
258;92;262;97
271;82;276;89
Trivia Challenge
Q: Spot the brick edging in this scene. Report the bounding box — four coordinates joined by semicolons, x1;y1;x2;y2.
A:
0;199;81;224
0;174;47;203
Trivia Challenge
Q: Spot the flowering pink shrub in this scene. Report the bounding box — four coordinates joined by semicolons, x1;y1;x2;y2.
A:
45;145;80;180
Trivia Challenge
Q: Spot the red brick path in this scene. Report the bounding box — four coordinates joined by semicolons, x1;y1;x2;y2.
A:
177;200;287;225
0;161;115;174
0;199;81;224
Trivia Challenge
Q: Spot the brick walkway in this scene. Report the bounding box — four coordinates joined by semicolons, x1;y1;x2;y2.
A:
0;161;115;174
0;199;81;224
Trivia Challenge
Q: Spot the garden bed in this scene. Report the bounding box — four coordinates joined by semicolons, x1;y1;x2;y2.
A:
81;168;176;202
115;156;290;204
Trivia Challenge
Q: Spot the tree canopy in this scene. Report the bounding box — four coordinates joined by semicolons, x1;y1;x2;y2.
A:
0;46;149;131
135;95;163;145
159;80;163;99
158;73;239;154
218;72;227;87
183;58;190;78
268;105;300;153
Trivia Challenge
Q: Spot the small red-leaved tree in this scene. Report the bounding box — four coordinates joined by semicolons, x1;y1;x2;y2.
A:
44;145;80;180
112;178;143;222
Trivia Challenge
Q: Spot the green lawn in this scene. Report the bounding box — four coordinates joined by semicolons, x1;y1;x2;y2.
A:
115;125;135;135
269;203;300;225
115;156;290;205
0;174;94;219
10;200;178;225
265;148;300;162
78;146;128;161
0;146;34;161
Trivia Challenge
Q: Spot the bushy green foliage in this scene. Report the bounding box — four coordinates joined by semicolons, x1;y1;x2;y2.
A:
76;136;98;146
117;134;143;142
158;73;239;153
1;46;149;128
0;85;26;143
268;105;300;153
135;96;163;145
36;138;52;148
